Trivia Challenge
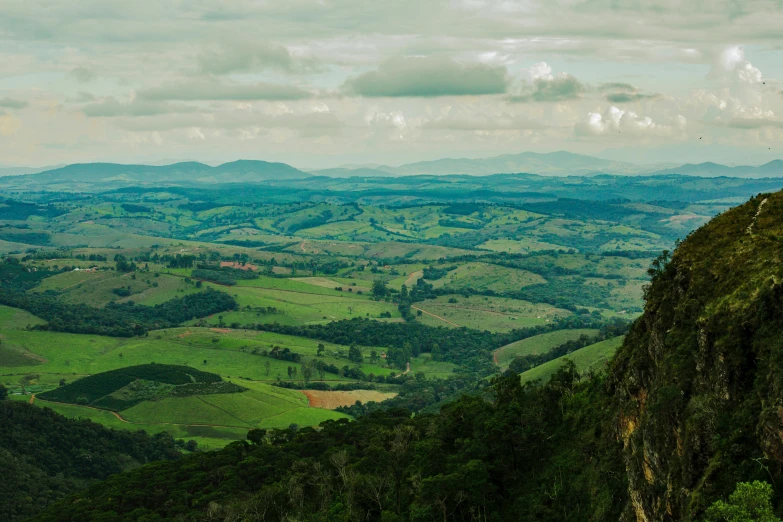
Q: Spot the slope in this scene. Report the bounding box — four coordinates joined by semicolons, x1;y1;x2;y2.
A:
608;190;783;520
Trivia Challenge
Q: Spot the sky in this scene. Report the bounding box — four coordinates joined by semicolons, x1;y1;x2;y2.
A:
0;0;782;169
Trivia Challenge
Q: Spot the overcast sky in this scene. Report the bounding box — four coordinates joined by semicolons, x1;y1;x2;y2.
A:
1;0;782;168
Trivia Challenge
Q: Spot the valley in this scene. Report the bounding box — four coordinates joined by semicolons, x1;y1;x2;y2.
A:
2;171;783;520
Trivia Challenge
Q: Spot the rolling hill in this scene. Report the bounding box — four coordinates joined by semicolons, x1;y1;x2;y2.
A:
0;160;310;187
24;188;783;522
649;159;783;178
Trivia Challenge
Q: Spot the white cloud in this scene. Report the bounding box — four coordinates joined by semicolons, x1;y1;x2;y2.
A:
574;106;686;137
528;62;553;81
714;46;763;84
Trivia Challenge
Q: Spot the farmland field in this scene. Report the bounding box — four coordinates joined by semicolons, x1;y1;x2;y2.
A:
302;390;397;409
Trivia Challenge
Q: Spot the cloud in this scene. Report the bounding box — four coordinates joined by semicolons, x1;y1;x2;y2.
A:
574;106;686;136
712;46;763;84
138;81;313;101
115;107;344;136
0;98;28;109
69;66;96;83
599;83;637;93
599;82;662;103
82;97;195;117
724;117;783;129
606;90;662;103
197;41;318;75
343;56;508;97
509;62;584;102
605;92;661;103
424;113;545;131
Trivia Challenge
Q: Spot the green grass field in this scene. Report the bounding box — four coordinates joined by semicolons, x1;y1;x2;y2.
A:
413;294;570;332
195;281;401;327
494;329;600;369
120;383;347;431
429;262;546;293
0;307;355;447
407;353;457;378
34;270;199;307
519;336;625;384
0;302;427;447
478;238;570;254
26;397;254;450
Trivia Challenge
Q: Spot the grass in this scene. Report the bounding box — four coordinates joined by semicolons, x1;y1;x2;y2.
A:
429;262;546;293
519;336;625;384
0;304;47;328
413;294;570;332
293;276;372;293
407;353;457;378
494;329;600;369
198;282;400;326
30;398;256;450
119;383;346;430
478;238;570;254
34;270;199;307
0;325;397;386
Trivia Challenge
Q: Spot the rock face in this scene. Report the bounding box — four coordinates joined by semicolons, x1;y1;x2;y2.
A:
607;192;783;520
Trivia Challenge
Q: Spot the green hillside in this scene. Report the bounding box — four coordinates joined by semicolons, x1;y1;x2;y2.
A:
494;328;600;368
519;336;624;383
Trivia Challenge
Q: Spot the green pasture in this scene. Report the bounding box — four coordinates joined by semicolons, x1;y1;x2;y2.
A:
494;328;600;369
429;262;546;293
519;336;625;384
413;294;569;332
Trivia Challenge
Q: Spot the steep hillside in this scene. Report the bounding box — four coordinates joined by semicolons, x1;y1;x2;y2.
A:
609;191;783;520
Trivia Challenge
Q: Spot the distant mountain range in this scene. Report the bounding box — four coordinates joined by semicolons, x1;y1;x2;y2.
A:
312;152;783;178
2;152;783;186
647;160;783;178
316;151;661;177
0;160;309;186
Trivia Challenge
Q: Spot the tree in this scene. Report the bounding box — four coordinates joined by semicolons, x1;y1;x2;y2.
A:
372;279;388;298
704;481;781;522
0;384;7;400
247;429;266;445
301;364;313;384
317;343;325;357
431;343;442;361
264;360;271;376
58;379;66;387
348;344;363;364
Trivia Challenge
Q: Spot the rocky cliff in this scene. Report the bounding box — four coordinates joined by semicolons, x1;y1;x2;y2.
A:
609;192;783;520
